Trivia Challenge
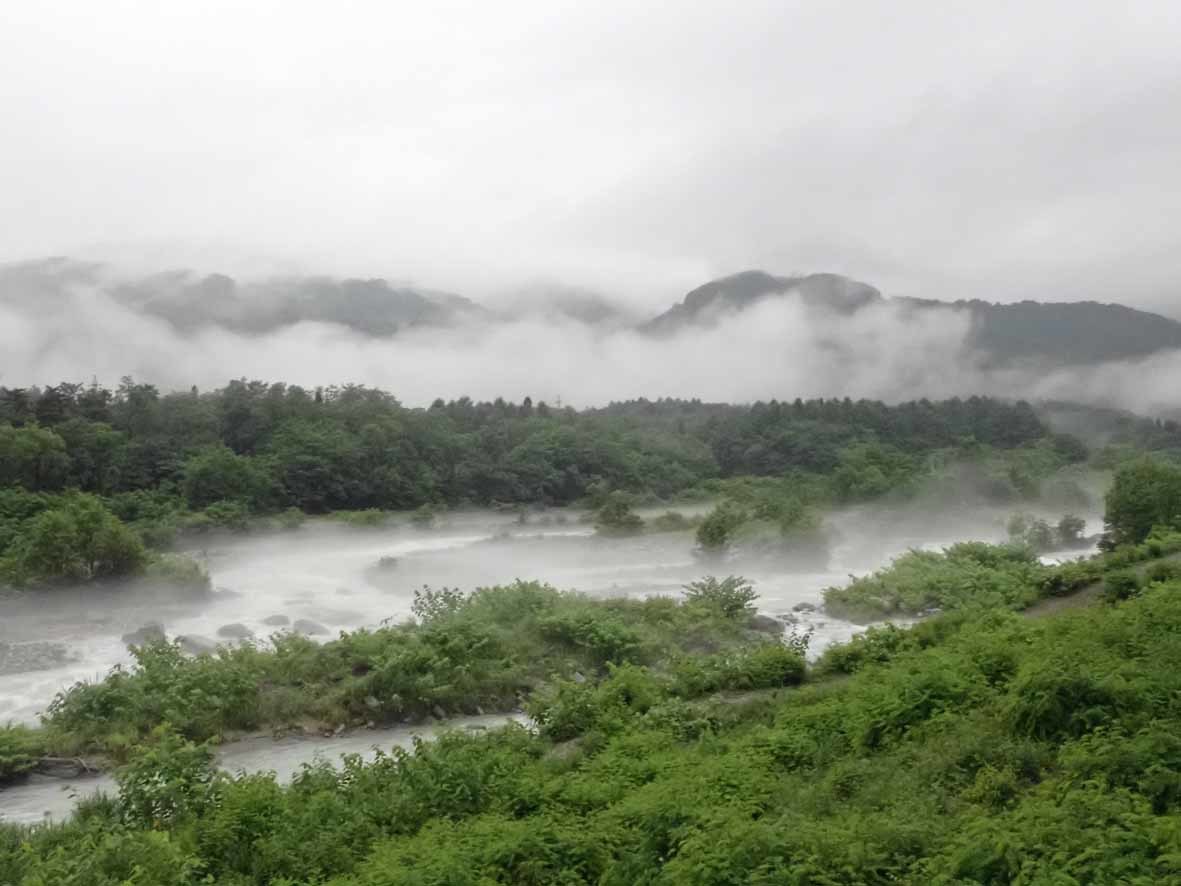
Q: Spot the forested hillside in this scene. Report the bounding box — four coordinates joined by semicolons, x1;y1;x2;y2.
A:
0;381;1056;513
641;270;1181;366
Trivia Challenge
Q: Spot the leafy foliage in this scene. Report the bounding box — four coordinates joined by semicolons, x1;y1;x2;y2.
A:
11;565;1181;883
823;542;1044;619
0;494;146;585
681;575;758;619
0;385;1058;520
593;493;643;534
1105;457;1181;545
40;581;773;755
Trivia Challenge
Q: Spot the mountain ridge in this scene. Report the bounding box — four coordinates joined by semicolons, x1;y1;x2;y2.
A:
642;269;1181;366
4;257;1180;369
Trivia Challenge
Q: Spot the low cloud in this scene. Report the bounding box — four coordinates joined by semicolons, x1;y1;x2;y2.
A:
1;268;1178;416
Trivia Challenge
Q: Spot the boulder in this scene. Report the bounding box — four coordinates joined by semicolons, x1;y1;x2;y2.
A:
121;623;165;646
217;623;253;640
748;614;785;634
177;635;217;656
791;602;817;613
293;619;329;636
261;614;290;626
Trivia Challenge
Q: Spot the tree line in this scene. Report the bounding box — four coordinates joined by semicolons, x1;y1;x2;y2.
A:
0;381;1059;513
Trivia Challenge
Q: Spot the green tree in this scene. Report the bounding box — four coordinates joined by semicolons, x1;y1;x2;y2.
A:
1057;513;1087;547
696;502;747;551
1104;458;1181;546
0;423;70;491
3;495;146;584
181;445;274;510
682;575;758;618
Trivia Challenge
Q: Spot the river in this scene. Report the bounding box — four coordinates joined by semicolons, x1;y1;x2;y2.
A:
0;501;1098;823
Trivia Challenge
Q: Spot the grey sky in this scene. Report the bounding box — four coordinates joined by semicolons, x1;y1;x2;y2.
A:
3;1;1180;312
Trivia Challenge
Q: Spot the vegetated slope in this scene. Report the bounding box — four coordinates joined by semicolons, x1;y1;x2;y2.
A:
1036;398;1181;455
642;268;1181;367
899;295;1181;367
639;270;883;335
7;548;1181;882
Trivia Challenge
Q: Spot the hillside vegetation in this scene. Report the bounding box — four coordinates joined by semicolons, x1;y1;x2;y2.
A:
6;539;1181;882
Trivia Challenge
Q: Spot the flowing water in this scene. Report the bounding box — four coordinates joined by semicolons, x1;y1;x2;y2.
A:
0;713;529;825
0;501;1099;823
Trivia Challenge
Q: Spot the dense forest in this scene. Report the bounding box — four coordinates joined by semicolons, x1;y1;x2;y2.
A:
0;380;1053;508
0;381;1093;586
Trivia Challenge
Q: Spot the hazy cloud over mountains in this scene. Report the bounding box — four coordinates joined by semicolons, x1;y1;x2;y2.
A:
2;2;1181;309
4;259;1181;414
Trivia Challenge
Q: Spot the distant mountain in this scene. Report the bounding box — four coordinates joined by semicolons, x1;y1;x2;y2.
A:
0;258;485;337
6;258;1181;370
642;269;1181;366
915;298;1181;367
640;271;882;335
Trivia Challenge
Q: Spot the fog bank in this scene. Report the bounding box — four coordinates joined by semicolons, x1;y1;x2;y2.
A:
3;272;1180;413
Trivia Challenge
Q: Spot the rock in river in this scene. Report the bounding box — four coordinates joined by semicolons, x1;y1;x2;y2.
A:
261;614;290;626
177;635;218;656
121;623;165;646
748;614;785;634
217;623;254;640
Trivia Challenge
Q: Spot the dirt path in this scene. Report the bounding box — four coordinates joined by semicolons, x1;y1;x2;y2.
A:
1023;583;1105;619
1023;551;1181;620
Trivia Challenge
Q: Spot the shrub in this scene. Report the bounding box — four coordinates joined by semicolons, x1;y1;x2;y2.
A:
695;503;747;551
649;511;693;533
411;585;468;624
594;493;643;535
682;576;758;619
0;724;45;782
144;554;211;591
117;728;218;828
1103;569;1143;603
2;494;146;585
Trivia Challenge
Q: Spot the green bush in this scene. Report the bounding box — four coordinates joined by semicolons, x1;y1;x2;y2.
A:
0;724;46;782
1;494;146;585
594;493;643;535
1103;568;1144;602
695;502;748;551
144;553;211;591
824;542;1042;618
682;575;758;619
116;728;218;829
648;511;693;532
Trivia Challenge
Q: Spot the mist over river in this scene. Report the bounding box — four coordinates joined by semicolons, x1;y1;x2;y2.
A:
0;501;1100;730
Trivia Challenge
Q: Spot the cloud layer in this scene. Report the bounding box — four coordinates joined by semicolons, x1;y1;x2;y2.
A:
2;2;1181;310
2;271;1179;415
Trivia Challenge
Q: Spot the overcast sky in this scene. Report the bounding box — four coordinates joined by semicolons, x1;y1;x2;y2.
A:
3;1;1180;311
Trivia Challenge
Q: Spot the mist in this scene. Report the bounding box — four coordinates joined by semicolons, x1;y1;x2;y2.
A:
4;2;1181;310
0;489;1101;729
3;264;1181;414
